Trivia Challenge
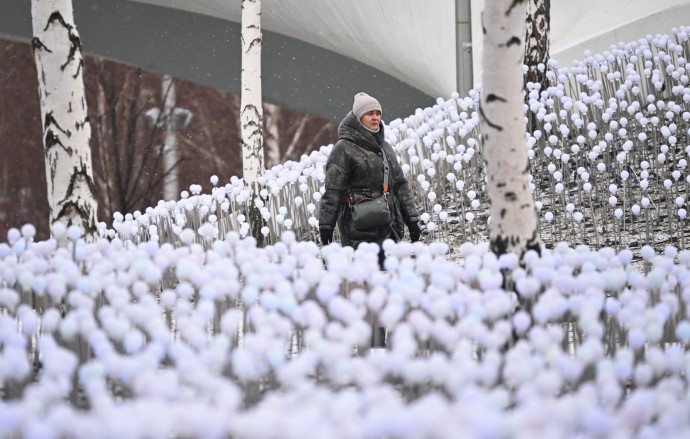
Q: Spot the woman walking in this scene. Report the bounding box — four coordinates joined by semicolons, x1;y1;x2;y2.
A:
318;92;421;264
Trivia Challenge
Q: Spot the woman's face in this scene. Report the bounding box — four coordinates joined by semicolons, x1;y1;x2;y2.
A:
360;110;381;131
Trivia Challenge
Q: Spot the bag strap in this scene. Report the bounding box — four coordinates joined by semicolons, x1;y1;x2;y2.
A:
381;149;390;194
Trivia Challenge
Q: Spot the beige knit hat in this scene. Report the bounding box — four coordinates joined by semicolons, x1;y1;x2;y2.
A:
352;92;382;120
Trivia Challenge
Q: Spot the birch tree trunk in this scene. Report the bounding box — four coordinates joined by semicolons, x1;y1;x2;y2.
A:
31;0;98;240
162;75;179;201
240;0;265;243
480;0;540;257
524;0;551;91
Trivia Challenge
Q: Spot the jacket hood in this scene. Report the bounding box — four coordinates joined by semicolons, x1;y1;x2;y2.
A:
338;111;385;152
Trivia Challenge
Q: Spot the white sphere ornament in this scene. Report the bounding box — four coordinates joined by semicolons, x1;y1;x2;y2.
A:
21;224;36;239
51;222;67;239
67;225;83;241
513;311;531;333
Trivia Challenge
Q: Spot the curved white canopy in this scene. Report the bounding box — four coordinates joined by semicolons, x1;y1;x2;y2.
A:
129;0;689;100
130;0;456;100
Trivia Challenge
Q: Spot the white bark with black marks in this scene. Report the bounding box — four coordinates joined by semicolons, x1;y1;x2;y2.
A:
240;0;264;187
31;0;98;240
241;0;265;244
524;0;551;90
480;0;540;257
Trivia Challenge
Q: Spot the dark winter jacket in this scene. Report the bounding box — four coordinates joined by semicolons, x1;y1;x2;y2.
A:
319;112;419;248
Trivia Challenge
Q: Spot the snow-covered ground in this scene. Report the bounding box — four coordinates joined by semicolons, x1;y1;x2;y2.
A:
3;26;690;439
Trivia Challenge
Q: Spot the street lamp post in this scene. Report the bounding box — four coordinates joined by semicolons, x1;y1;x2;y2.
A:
145;75;192;201
456;0;474;96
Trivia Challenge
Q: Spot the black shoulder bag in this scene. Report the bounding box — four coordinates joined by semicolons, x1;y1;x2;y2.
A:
350;152;391;230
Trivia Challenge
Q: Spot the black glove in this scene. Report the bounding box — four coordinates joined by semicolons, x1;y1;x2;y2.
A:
407;221;421;242
320;227;333;245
